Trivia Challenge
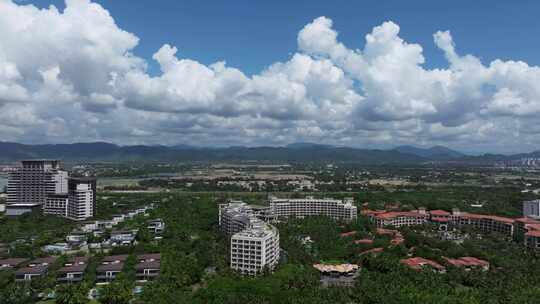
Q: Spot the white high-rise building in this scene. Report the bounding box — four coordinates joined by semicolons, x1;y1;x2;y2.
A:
220;201;280;275
523;200;540;219
230;219;279;275
269;196;357;222
67;178;96;221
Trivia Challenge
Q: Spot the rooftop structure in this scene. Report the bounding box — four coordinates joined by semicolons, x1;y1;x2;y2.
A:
443;257;490;271
0;258;28;269
400;257;446;273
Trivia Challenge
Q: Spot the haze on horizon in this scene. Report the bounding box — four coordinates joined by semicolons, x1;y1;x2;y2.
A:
1;0;540;154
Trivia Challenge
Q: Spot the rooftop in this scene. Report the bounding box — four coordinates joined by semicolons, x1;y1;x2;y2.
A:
313;264;359;274
401;257;446;272
443;257;489;268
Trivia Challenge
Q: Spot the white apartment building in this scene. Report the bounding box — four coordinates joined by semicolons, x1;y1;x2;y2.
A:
523;200;540;219
220;201;280;275
67;178;96;221
219;201;256;235
44;194;69;217
230;219;280;275
269;196;357;222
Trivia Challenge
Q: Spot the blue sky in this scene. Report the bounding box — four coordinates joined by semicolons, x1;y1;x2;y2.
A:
2;0;540;153
26;0;540;75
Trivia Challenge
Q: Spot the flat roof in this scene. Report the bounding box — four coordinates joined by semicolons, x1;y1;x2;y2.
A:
7;203;41;207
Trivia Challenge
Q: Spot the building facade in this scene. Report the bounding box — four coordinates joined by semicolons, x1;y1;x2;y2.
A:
67;178;96;221
7;160;96;221
44;194;69;217
230;219;280;275
7;160;67;205
269;196;357;222
220;201;280;275
523;199;540;219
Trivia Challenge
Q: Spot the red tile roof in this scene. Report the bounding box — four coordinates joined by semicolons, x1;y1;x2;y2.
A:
360;247;384;255
430;210;451;216
444;257;489;268
401;257;445;272
460;213;514;224
376;211;426;220
340;231;358;238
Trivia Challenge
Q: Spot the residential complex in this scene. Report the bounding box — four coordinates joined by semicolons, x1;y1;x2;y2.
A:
269;196;357;222
7;160;96;221
220;196;358;275
365;204;540;250
365;208;515;237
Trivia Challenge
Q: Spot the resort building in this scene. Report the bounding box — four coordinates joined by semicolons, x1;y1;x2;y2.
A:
15;257;57;282
230;219;280;275
220;201;280;275
96;255;128;284
135;253;161;282
366;208;515;237
44;194;69;217
443;257;490;271
7;160;96;221
219;201;257;235
66;178;96;221
313;264;360;287
268;196;357;222
57;256;89;283
400;257;446;273
7;160;67;206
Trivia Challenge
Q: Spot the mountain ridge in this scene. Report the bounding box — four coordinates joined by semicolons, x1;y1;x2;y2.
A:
0;141;535;164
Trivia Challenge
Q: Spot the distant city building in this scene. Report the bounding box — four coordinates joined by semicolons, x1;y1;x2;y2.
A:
7;160;67;205
7;160;96;221
269;196;357;222
523;200;540;219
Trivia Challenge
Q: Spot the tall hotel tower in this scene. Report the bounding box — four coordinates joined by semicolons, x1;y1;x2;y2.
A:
7;160;68;205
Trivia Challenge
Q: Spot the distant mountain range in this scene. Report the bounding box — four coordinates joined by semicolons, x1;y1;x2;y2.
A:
393;145;465;160
0;141;537;165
